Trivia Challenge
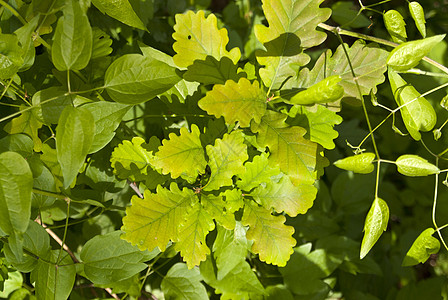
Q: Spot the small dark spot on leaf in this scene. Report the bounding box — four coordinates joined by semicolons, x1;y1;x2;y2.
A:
99;36;104;39
188;35;192;40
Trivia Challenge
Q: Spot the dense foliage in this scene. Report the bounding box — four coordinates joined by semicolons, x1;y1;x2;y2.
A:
1;0;448;299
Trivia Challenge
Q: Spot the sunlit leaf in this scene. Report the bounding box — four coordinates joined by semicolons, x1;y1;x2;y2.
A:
255;0;331;89
121;183;197;252
81;231;158;285
14;16;38;71
198;78;266;127
172;10;241;68
395;154;439;176
360;197;389;259
110;137;152;173
237;152;280;191
384;10;407;43
289;75;344;105
3;110;43;152
104;54;181;104
402;228;440;266
91;0;146;30
201;194;235;230
204;131;248;191
175;202;215;269
0;152;33;260
56;106;95;188
334;152;376;174
161;263;208;300
388;69;436;140
152;124;206;180
0;33;24;79
242;201;296;266
409;2;426;38
52;0;92;71
91;27;113;59
251;110;317;185
252;175;317;217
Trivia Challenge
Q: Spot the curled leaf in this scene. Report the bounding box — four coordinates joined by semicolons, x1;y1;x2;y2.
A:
289;75;344;105
387;35;445;71
395;154;439;176
334;152;376;174
384;10;407;43
402;228;440;266
360;197;389;259
409;2;426;38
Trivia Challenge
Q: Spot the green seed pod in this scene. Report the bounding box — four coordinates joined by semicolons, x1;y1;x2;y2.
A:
395;154;439;176
384;10;407;43
334;152;375;174
409;2;426;38
289;75;344;105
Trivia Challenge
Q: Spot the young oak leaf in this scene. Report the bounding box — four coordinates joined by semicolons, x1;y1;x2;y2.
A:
172;10;241;69
204;131;248;191
242;200;296;266
201;194;236;230
152;124;206;180
121;183;197;252
237;152;281;192
252;175;317;217
110;137;152;173
198;78;266;127
175;202;215;269
255;0;331;90
251;110;317;186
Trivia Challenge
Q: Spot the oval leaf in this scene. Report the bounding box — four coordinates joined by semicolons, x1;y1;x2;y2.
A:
334;152;376;174
104;54;181;104
289;75;344;105
0;33;24;79
387;34;445;71
56;107;95;188
360;197;389;259
51;0;92;71
402;228;440;266
409;2;426;38
91;0;146;31
396;154;439;176
384;10;407;43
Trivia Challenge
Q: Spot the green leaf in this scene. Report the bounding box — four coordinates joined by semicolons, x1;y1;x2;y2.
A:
172;10;241;68
91;0;146;30
161;263;208;300
175;202;215;269
387;35;445;71
295;40;388;102
104;54;181;104
409;2;426;38
152;124;206;181
111;137;152;173
0;152;33;260
222;189;245;213
81;231;158;285
3;110;43;152
91;27;113;59
288;105;343;150
121;183;196;252
242;201;296;266
237;152;280;191
14;16;38;71
388;69;437;140
184;56;244;85
204;131;248;191
0;33;24;79
82;102;130;153
255;0;331;90
213;223;250;280
395;154;439;176
402;228;440;266
360;197;389;259
31;251;76;300
56;106;95;188
51;0;92;71
198;78;266;127
252;175;317;217
334;152;376;174
41;144;64;191
384;10;407;43
201;194;235;230
251;110;317;185
289;75;344;105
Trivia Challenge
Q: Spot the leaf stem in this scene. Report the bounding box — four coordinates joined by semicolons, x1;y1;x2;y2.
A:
0;0;26;25
432;157;448;251
56;198;71;264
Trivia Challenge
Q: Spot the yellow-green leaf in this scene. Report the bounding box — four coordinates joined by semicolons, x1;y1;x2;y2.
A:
360;197;389;259
402;228;440;266
91;0;146;31
409;2;426;38
395;154;439;176
384;10;407;43
201;194;236;230
198;78;266;127
289;75;344;105
242;201;296;266
4;110;43;152
110;137;152;173
172;10;241;68
334;152;376;174
237;152;280;192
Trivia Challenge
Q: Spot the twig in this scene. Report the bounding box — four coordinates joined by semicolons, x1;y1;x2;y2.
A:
128;180;144;199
